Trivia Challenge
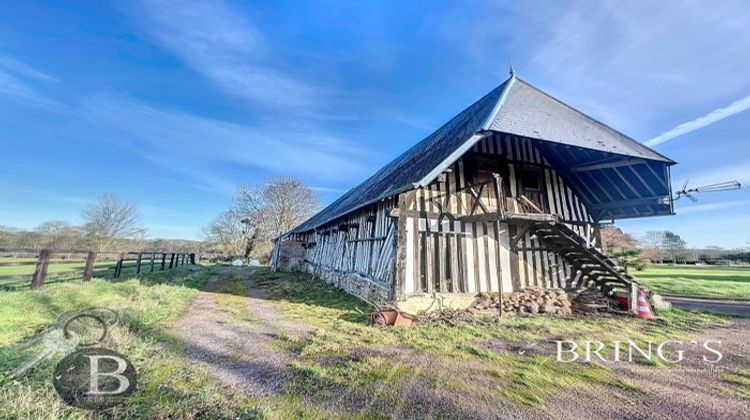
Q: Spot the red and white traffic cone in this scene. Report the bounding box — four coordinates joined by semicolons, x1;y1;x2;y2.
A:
636;291;656;319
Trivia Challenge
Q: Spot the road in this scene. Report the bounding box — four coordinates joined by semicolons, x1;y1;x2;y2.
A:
667;296;750;316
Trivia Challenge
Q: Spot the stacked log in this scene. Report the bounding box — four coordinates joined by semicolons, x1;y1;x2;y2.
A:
570;288;618;314
470;287;573;316
418;288;619;325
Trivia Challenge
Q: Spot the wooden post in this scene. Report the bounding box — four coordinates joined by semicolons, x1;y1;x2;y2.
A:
169;253;175;269
161;253;166;270
115;253;124;278
150;252;156;272
31;249;51;290
593;223;604;252
135;252;143;274
82;251;97;282
394;191;416;301
630;282;639;315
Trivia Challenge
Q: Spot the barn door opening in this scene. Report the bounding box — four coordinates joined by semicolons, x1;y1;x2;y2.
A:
518;166;547;213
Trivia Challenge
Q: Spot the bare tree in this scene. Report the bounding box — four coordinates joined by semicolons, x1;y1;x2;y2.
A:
204;177;319;262
236;177;319;239
81;194;147;251
202;208;247;258
35;221;82;251
640;231;665;263
0;225;19;249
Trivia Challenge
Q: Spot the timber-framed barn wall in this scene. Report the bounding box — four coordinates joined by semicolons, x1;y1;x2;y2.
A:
272;73;675;309
274;133;597;305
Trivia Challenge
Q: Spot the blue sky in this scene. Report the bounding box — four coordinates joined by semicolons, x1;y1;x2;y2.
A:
1;1;748;248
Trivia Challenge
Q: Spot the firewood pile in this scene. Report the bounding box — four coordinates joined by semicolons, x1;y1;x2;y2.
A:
417;306;498;326
493;287;573;315
570;288;619;313
416;287;620;325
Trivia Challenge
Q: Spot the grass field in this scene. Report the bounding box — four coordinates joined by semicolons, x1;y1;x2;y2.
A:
0;266;734;418
0;265;267;418
637;264;750;299
0;256;178;290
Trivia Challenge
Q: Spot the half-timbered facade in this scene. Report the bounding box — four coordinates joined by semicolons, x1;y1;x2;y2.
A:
272;73;675;312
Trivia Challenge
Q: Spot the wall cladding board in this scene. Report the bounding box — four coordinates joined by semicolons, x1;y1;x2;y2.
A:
279;196;398;302
276;133;598;303
404;133;594;296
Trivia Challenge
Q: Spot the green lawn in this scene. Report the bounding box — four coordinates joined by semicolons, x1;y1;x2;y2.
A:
0;265;270;419
0;256;177;290
637;264;750;299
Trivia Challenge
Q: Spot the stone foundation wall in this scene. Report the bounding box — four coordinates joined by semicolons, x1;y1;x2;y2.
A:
304;264;392;307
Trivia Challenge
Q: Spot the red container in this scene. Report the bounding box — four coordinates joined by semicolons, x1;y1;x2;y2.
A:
614;294;629;310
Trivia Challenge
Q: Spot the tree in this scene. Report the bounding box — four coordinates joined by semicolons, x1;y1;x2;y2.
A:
35;221;82;251
599;225;635;253
662;231;687;264
204;177;319;262
0;225;18;249
202;209;247;258
610;247;647;274
235;177;319;240
640;231;665;262
81;194;147;251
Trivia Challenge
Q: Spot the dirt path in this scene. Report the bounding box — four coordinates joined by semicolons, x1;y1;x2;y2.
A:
541;319;750;419
174;268;310;397
174;270;748;418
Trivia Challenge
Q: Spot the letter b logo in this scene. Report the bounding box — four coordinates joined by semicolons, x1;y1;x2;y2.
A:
54;348;137;409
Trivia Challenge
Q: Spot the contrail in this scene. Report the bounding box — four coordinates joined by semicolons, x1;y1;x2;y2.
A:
646;94;750;146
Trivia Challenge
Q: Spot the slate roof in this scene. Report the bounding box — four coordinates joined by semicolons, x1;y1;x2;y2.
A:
490;79;674;163
290;75;672;234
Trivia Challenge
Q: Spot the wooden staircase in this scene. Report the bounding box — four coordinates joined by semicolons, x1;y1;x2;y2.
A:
529;221;641;314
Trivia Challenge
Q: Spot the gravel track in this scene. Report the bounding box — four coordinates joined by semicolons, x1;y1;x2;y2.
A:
174;269;749;418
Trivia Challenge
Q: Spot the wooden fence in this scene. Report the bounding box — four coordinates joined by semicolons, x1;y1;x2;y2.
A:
0;249;197;291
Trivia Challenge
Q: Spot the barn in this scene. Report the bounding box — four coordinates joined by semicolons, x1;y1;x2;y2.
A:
272;72;675;314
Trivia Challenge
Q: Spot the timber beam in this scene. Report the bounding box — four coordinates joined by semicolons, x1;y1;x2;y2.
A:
570;158;646;173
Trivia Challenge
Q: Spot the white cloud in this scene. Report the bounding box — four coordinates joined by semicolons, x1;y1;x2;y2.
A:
138;0;321;110
0;56;58;82
678;162;750;188
443;0;750;137
78;94;367;193
646;94;750;146
0;55;62;111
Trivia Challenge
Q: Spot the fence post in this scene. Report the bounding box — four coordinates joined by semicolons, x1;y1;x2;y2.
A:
135;252;143;274
31;249;51;290
150;252;156;272
115;253;124;278
83;251;97;282
189;253;195;265
169;253;175;269
161;253;166;270
181;254;185;265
